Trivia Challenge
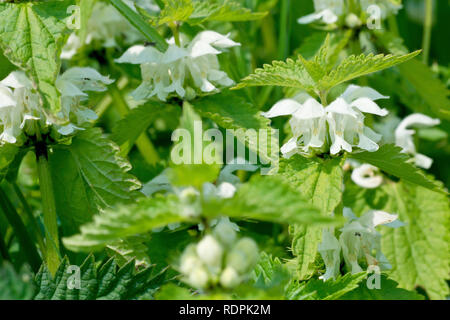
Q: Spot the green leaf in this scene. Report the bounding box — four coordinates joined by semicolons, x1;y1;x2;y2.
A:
0;263;35;300
49;128;142;236
287;273;367;300
233;56;316;93
111;101;179;156
169;101;221;189
155;283;197;300
106;235;152;268
380;182;450;300
0;0;74;111
62;194;188;252
234;45;420;94
0;143;19;180
398;59;450;120
156;0;195;26
218;175;339;226
318;51;421;92
109;0;168;51
34;256;165;300
277;155;344;280
340;275;425;300
349;144;445;194
193;90;279;166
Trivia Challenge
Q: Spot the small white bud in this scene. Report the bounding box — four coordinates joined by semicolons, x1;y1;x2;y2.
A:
345;13;362;28
196;235;223;268
179;187;201;217
220;267;241;288
188;267;210;289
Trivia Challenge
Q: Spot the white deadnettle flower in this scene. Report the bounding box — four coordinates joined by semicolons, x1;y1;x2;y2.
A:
339;208;403;274
298;0;401;27
298;0;344;25
0;72;44;144
351;163;383;189
226;238;259;274
0;68;113;144
56;67;114;134
319;208;404;280
395;113;440;169
220;266;241;289
263;85;388;157
327;85;388;154
116;31;240;101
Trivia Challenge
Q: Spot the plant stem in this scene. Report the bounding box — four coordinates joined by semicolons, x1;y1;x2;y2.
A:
94;77;129;119
109;85;160;165
171;23;181;47
0;187;41;272
0;227;10;262
422;0;433;65
278;0;291;59
35;143;60;275
319;91;328;106
11;182;46;259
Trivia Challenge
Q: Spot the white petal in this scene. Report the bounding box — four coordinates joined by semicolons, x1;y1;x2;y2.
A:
293;98;325;119
414;153;433;169
341;85;389;102
190;31;240;50
162;45;189;63
351;97;388;116
396;113;440;133
1;71;32;89
261;99;302;118
115;45;162;64
330;135;352;154
361;210;399;228
326;98;358;117
297;12;323;24
357;133;380;152
0;86;16;108
280;137;299;158
351;164;383;189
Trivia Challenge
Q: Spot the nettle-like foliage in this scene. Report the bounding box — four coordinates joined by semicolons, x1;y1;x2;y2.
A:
0;0;448;302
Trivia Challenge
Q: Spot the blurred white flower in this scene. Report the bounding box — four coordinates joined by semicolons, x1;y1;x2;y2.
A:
339;208;403;274
351;164;383;189
319;208;404;280
360;0;403;19
395;113;440;169
61;0;160;59
116;31;240;101
298;0;344;25
197;235;224;268
226;238;259;274
318;228;341;281
220;267;241;288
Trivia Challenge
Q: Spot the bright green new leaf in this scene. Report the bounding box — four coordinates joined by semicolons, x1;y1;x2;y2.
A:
278;155;344;280
49;128;142;236
62;194;188;252
0;0;75;111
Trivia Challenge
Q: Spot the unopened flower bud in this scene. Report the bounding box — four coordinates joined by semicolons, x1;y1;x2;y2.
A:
226;238;259;273
188;266;209;289
213;218;238;246
196;235;223;268
220;267;241;288
346;13;361;28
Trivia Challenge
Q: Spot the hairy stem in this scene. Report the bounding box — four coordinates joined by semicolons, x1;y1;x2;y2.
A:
36;144;60;275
